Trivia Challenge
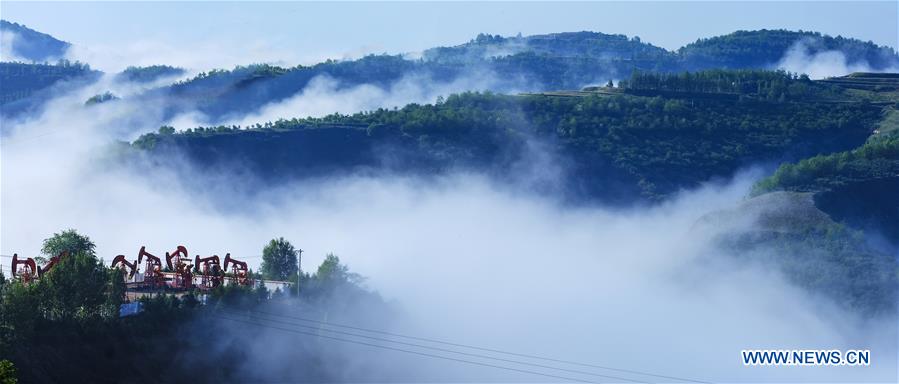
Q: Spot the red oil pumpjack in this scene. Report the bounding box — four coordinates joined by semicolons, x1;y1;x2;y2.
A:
37;250;68;278
165;245;192;289
138;246;165;288
195;255;223;289
111;255;139;280
165;245;189;270
11;254;37;284
223;253;250;286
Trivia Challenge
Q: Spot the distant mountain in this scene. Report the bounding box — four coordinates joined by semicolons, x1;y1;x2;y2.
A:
425;30;899;73
141;29;897;121
678;29;899;71
3;24;898;125
142;57;442;121
0;20;70;62
423;31;672;63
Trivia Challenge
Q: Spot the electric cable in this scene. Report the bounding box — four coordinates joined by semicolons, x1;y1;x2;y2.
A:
222;309;646;383
241;308;708;383
220;315;595;383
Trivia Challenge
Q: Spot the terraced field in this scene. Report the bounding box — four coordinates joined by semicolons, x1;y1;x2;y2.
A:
818;72;899;92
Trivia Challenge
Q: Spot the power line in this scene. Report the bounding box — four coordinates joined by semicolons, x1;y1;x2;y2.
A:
1;129;68;147
219;315;595;383
222;309;645;383
241;309;708;383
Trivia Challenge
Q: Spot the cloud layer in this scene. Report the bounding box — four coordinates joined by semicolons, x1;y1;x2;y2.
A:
777;38;899;79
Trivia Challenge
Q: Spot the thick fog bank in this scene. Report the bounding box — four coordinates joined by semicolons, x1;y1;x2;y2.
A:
1;67;896;383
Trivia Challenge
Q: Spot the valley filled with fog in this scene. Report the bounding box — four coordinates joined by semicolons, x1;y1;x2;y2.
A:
1;6;897;383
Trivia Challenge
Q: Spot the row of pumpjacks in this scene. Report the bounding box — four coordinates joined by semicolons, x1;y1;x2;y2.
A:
11;245;251;289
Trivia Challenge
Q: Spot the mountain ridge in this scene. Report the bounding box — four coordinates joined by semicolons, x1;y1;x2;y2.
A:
0;20;71;62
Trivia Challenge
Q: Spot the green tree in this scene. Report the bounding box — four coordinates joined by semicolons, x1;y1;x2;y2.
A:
260;237;298;281
36;251;110;321
0;282;40;346
104;268;126;318
0;360;17;384
41;229;96;257
313;254;361;287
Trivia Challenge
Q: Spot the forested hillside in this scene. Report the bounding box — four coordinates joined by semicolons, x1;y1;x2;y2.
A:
0;61;97;104
0;61;100;120
702;189;897;314
753;134;899;243
701;135;899;314
129;69;899;316
133;70;885;203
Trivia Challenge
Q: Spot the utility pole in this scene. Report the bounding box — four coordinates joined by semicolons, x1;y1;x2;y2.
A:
297;249;303;297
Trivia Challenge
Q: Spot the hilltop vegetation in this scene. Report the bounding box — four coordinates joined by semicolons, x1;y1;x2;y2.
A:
115;65;186;83
84;92;119;106
678;29;899;71
133;70;883;203
618;69;849;101
754;134;899;194
423;31;672;63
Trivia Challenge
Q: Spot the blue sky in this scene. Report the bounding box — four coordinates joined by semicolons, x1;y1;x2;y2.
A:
2;1;897;70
